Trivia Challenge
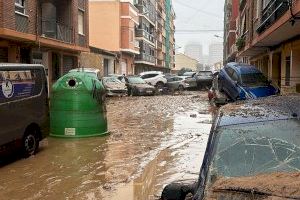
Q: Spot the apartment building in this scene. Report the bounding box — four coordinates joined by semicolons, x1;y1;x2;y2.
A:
223;0;239;63
134;0;176;74
209;42;223;65
234;0;300;94
89;0;139;75
0;0;89;86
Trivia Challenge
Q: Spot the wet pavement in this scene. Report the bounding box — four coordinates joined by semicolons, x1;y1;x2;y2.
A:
0;91;217;200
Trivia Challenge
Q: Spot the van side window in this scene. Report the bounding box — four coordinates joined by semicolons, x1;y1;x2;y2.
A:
0;69;43;103
31;69;43;96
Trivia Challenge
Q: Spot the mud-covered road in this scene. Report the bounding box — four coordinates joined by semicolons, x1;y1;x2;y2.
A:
0;91;216;200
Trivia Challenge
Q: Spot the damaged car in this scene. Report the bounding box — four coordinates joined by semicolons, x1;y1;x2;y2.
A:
125;76;155;96
162;95;300;200
219;63;279;101
102;76;127;96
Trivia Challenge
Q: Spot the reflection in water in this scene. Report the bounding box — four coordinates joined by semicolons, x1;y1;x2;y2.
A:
0;92;216;200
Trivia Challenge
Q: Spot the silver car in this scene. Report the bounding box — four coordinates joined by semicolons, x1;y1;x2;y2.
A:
166;76;188;91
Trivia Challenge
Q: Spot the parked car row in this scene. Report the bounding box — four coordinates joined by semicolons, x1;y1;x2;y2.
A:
68;69;216;96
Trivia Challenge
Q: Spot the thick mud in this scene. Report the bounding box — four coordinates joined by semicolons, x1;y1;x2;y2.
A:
0;91;216;200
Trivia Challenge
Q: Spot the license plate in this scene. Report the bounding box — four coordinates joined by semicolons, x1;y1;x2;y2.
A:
146;90;152;93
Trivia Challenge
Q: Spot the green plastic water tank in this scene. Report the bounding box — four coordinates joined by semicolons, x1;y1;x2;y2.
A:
50;71;108;138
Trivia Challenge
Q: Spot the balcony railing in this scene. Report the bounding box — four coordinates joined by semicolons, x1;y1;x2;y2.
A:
157;41;163;49
41;20;73;43
256;0;289;34
135;4;156;23
135;29;156;44
136;53;156;64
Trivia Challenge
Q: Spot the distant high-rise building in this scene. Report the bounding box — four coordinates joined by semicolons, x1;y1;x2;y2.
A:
209;43;223;65
184;43;203;62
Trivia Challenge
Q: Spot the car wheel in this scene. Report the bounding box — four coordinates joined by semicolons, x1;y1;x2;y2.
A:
178;85;184;92
156;82;164;90
22;128;39;158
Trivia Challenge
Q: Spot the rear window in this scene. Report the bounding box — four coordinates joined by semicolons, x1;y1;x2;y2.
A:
0;69;43;104
198;71;213;76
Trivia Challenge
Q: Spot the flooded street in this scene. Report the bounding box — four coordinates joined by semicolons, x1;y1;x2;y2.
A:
0;91;216;200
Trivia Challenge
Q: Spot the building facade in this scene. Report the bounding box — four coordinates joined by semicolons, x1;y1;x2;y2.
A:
89;0;139;75
0;0;89;87
89;0;175;75
134;0;176;74
184;43;203;62
234;0;300;94
173;53;199;74
223;0;239;63
208;42;223;65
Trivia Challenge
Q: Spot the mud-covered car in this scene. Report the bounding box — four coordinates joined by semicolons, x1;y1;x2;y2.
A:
196;71;213;90
162;95;300;200
102;76;127;96
125;76;155;96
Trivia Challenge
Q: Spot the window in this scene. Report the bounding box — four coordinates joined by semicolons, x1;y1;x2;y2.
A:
15;0;25;14
78;10;84;35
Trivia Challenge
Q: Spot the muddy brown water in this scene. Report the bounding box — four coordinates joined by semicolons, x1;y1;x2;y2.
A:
0;92;216;200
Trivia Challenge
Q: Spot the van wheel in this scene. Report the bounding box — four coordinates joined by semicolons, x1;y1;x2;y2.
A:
22;128;39;158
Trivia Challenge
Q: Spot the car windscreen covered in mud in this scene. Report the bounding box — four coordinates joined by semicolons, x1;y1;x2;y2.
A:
203;119;300;199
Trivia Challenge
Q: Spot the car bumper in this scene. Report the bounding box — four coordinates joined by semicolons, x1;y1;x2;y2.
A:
106;89;128;96
136;89;155;96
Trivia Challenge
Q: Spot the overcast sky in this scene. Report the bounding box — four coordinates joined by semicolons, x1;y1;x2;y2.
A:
173;0;225;55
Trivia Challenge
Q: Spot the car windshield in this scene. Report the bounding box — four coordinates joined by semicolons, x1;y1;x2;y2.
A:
103;77;122;84
197;71;212;76
241;73;268;87
206;119;300;189
127;77;146;84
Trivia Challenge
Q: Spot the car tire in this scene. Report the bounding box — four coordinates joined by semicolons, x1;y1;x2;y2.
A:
22;127;39;158
156;82;164;90
178;85;184;92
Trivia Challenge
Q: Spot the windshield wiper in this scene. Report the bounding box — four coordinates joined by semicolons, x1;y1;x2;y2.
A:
213;187;299;199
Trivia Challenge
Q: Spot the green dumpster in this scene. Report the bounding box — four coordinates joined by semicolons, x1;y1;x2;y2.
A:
50;71;108;138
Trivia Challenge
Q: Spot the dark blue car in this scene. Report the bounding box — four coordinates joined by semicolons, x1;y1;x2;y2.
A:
219;63;279;100
161;95;300;200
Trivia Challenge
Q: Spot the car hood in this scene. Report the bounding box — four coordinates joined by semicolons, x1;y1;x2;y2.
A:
130;83;155;89
206;172;300;200
241;85;277;98
105;83;126;90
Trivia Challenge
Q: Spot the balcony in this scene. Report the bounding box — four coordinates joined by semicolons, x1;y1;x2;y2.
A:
135;53;156;64
135;29;156;44
41;20;73;43
256;0;289;34
157;41;163;50
135;1;156;23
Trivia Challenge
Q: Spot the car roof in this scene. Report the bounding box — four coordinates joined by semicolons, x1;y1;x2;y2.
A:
226;62;261;74
219;95;300;127
140;71;163;75
70;68;100;73
0;63;44;69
